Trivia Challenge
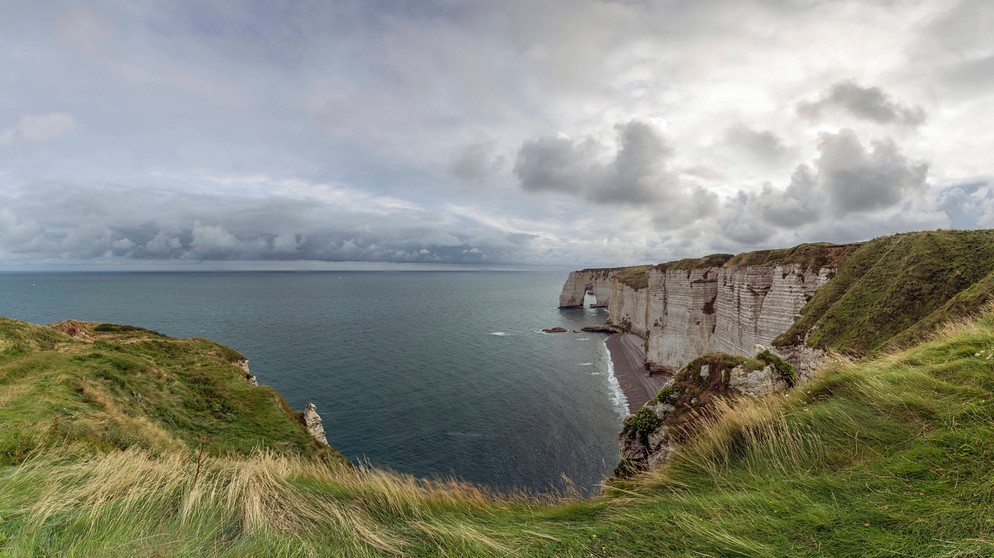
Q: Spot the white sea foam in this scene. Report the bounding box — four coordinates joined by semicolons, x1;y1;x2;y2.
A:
603;339;630;418
578;362;593;366
489;331;509;336
447;431;483;438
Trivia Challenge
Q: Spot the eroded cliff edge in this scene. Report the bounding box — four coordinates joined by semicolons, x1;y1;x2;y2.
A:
562;243;859;377
563;230;994;474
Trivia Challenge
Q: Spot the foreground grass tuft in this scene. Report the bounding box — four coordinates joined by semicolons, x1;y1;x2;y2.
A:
5;313;994;555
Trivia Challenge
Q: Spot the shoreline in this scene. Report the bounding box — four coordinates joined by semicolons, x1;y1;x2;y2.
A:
605;334;669;414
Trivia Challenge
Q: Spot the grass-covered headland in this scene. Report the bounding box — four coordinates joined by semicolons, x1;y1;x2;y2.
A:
4;310;994;555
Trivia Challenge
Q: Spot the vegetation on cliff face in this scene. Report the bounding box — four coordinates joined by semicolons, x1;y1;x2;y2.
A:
6;301;994;555
775;229;994;356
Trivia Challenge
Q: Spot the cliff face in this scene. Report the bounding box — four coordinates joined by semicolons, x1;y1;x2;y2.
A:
601;263;832;373
563;231;994;477
608;278;650;336
558;268;620;308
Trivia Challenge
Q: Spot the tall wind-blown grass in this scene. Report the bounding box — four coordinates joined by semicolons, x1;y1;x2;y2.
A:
0;448;540;557
5;311;994;555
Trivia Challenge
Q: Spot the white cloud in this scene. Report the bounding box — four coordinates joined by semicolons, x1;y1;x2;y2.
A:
191;222;239;256
0;113;75;145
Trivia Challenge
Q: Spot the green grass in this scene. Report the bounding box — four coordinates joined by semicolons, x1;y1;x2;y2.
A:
5;313;994;555
612;265;651;290
775;229;994;356
0;319;339;464
723;242;861;271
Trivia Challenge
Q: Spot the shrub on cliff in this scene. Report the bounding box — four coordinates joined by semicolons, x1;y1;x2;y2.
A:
756;349;797;387
622;407;662;445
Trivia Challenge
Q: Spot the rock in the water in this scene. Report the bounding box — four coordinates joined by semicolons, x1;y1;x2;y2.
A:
542;327;568;333
581;324;624;334
304;402;329;446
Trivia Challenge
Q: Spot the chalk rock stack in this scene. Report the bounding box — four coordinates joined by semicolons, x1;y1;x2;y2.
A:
304;402;329;446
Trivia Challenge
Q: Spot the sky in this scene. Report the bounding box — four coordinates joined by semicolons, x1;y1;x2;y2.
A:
1;0;992;270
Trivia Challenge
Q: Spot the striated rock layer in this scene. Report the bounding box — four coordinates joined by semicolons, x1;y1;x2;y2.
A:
586;262;834;375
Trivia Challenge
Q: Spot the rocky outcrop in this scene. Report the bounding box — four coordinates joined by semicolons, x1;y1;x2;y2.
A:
304;402;329;446
235;359;259;386
618;350;797;473
558;268;620;308
50;320;92;341
560;247;848;473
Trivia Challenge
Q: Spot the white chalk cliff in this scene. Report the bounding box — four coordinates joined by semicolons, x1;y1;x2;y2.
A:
558;268;619;308
563;261;833;375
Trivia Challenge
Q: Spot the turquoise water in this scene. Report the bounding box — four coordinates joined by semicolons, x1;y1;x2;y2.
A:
0;271;623;494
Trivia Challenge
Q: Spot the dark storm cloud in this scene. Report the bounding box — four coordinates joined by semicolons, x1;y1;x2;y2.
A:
514;119;679;206
0;181;536;265
798;81;926;127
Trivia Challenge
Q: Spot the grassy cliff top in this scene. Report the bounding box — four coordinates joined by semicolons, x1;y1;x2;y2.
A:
4;310;994;555
775;229;994;355
722;241;862;270
607;242;861;290
0;318;341;465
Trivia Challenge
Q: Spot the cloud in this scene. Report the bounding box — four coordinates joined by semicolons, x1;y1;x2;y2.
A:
797;81;926;127
724;124;791;164
514;119;680;206
514;133;602;195
449;142;504;184
191;222;239;257
719;191;775;245
0;177;555;266
0;113;75;145
935;181;994;228
813;129;928;215
749;165;821;228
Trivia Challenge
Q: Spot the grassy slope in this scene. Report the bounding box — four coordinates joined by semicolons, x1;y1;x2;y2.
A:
775;229;994;356
4;310;994;555
0;319;341;463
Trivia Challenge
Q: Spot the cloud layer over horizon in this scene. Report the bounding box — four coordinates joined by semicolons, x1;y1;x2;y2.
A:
1;1;992;269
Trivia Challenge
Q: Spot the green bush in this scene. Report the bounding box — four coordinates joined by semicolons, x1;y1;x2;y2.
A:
652;385;682;405
622;407;662;445
756;349;797;387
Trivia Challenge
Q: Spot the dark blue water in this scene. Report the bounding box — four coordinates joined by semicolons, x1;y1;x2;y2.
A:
0;271;623;494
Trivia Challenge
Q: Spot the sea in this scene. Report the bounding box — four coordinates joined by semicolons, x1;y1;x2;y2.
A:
0;271;625;495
